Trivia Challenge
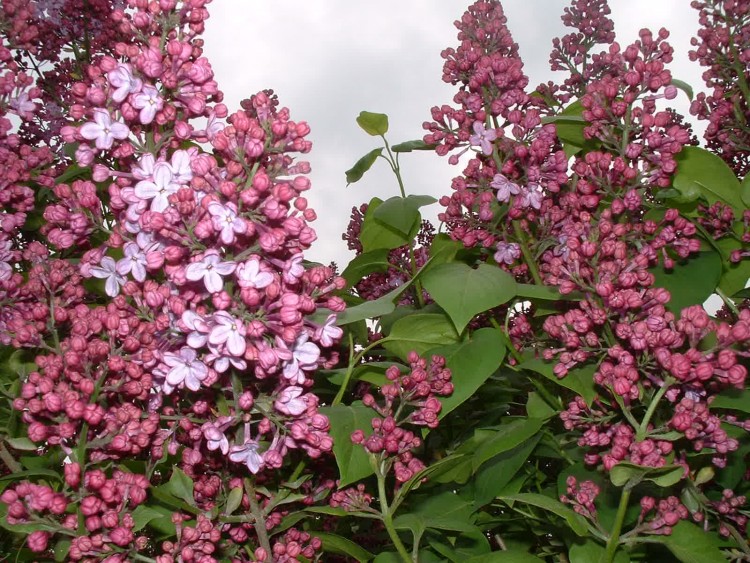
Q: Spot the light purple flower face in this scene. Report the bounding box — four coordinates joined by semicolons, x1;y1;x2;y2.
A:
9;92;36;117
274;386;307;416
163;346;209;392
208;311;247;357
518;184;544;210
182;310;209;349
132;85;163;125
282;253;305;284
185;251;236;293
79;109;130;150
132;154;155;180
236;257;274;289
228;440;264;473
116;242;147;282
90;256;125;297
206;344;247;373
494;241;521;265
469;121;498;155
134;162;179;212
282;334;320;384
202;422;229;455
170;150;193;184
490;173;521;203
315;314;343;348
208;201;247;244
107;63;142;103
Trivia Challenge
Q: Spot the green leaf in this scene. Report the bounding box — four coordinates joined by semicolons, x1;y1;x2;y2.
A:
131;505;167;532
711;387;750;413
4;437;38;451
650;250;722;313
422;263;518;333
465;553;545;563
500;493;589;536
474;437;540;506
360;197;415;252
551;100;587;147
167;467;195;506
335;286;402;325
356;111;389;136
384;312;460;360
346;148;383;185
341;248;392;286
433;328;506;419
396;491;476;536
55;164;88;184
392;139;436;152
609;462;683;488
521;357;597;406
742;173;750;208
650;521;726;563
569;541;629;563
715;235;750;296
672;146;743;212
373;195;436;237
473;418;544;471
319;403;375;487
224;487;243;515
671;79;694;101
313;531;375;561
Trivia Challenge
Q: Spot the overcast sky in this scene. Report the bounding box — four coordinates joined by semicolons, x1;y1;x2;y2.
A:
203;1;705;267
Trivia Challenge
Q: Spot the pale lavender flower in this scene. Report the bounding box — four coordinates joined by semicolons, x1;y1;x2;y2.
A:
134;162;179;212
229;439;264;473
274;386;307;416
202;421;230;455
469;121;497;155
9;91;36;118
132;154;155;180
163;347;208;392
116;242;147;282
132;84;163;124
282;253;305;284
182;310;209;348
208;201;247;244
185;250;236;293
236;257;273;289
490;173;521;203
282;334;320;384
170;150;193;184
107;63;142;103
314;314;343;347
206;344;247;373
208;311;247;356
90;256;125;297
494;242;521;265
518;184;544;210
80;109;130;150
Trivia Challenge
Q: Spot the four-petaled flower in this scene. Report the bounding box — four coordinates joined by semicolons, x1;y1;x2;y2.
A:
90;256;126;297
228;439;264;473
132;85;163;124
116;241;147;282
274;386;307;416
491;174;521;203
134;162;180;212
208;201;247;244
282;334;320;384
107;64;142;103
163;346;208;392
202;421;230;455
185;251;236;293
208;311;247;357
315;314;343;348
236;257;274;289
494;241;521;265
80;109;130;150
469;121;497;155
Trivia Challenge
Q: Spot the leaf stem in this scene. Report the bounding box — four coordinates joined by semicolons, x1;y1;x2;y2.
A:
604;487;631;563
245;478;272;557
513;221;543;285
377;466;412;562
636;378;672;442
332;337;391;405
